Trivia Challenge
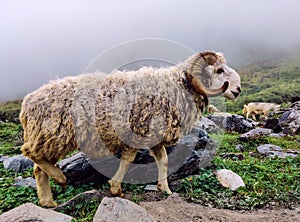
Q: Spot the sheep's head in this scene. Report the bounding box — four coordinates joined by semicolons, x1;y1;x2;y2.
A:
183;51;241;100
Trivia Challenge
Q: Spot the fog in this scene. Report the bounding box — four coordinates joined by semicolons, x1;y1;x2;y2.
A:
1;0;300;102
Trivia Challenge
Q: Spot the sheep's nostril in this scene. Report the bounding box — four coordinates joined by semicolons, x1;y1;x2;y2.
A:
237;87;241;93
231;91;240;98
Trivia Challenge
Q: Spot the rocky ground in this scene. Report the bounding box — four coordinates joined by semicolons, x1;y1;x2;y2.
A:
141;194;300;222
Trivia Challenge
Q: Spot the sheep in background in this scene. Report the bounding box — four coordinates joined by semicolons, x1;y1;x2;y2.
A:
20;51;241;207
207;104;221;113
243;102;280;120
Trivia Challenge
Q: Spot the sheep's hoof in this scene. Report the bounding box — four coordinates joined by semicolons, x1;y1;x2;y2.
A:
57;182;67;188
40;200;57;208
157;183;172;195
108;180;124;197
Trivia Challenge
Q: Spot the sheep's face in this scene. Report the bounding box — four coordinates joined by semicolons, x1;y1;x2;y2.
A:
204;62;241;100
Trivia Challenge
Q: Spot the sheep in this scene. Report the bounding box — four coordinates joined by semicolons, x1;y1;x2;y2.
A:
207;104;220;113
243;102;280;120
20;51;241;207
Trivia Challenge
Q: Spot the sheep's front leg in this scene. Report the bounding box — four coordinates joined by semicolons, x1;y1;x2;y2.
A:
150;145;172;194
109;148;138;196
34;164;57;207
34;159;67;187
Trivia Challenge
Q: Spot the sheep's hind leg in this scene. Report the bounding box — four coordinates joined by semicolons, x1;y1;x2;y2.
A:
150;145;172;194
109;148;138;197
34;164;57;207
34;159;67;187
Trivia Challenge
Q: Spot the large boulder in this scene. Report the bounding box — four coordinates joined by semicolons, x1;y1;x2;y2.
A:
59;128;217;185
207;113;257;133
0;203;74;222
3;154;33;172
279;109;300;135
93;197;155;222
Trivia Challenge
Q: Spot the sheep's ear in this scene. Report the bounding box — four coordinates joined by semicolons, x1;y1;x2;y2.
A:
244;104;247;108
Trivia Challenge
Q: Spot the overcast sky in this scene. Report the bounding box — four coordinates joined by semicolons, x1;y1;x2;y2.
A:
1;0;300;102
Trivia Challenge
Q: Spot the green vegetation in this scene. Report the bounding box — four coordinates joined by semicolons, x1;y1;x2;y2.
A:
0;100;22;123
226;55;300;112
177;133;300;210
0;123;22;155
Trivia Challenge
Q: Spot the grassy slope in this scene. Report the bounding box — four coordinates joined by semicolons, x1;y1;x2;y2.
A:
226;54;300;112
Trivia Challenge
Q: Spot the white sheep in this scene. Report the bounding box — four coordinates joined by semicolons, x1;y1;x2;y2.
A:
20;51;241;207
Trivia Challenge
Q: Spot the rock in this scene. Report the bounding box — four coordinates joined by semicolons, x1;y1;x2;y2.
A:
144;184;159;192
197;117;221;133
264;118;282;133
292;101;300;110
279;109;300;134
257;144;298;158
239;128;273;141
14;176;36;188
216;169;245;191
225;114;256;133
269;133;282;138
207;113;256;133
59;128;217;185
93;197;155;222
3;154;33;172
235;144;245;152
55;190;102;214
0;154;9;162
291;98;300;105
58;152;107;185
0;202;74;222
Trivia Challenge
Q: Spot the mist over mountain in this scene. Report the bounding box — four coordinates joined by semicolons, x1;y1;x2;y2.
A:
0;0;300;102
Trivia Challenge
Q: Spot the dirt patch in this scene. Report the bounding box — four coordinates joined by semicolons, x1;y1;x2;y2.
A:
140;193;300;222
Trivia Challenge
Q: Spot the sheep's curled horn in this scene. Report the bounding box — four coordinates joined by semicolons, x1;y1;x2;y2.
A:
184;51;229;97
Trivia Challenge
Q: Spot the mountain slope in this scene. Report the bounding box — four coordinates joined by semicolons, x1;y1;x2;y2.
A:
226;54;300;112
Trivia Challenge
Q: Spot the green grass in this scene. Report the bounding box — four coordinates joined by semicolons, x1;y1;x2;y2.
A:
177;133;300;210
0;123;23;156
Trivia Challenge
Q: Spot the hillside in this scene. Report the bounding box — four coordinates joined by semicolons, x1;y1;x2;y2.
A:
226;54;300;112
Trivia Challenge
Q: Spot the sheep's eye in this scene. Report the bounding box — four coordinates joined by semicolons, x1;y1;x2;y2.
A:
216;68;224;74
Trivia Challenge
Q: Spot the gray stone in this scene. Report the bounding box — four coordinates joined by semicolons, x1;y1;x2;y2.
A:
239;128;273;141
269;133;282;138
55;190;101;214
14;176;36;188
144;184;159;192
235;144;245;152
279;109;300;134
197;117;221;133
257;144;283;154
3;154;33;172
264;118;282;133
207;113;257;133
0;202;74;222
0;154;9;162
216;169;245;191
257;144;298;158
93;197;155;222
59;128;217;185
